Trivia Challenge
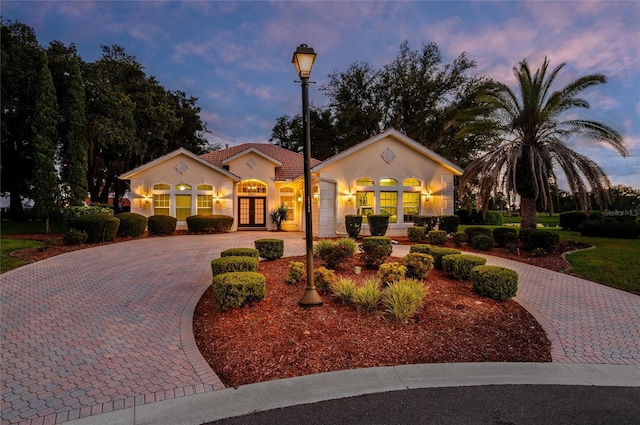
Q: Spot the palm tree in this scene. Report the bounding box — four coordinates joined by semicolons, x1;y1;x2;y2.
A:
458;57;628;229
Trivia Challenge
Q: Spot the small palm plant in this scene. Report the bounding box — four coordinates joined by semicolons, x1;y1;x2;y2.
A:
270;202;290;231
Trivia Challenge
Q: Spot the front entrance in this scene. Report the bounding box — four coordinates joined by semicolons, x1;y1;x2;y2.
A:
238;197;266;228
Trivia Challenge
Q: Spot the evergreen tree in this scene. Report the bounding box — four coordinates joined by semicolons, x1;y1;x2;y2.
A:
31;52;60;233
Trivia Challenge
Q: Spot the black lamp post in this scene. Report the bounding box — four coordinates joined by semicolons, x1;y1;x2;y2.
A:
292;44;322;307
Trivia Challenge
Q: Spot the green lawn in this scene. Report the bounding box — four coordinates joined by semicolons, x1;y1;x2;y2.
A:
0;219;65;235
1;238;43;273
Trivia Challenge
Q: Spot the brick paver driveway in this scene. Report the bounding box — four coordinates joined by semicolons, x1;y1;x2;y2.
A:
2;233;639;424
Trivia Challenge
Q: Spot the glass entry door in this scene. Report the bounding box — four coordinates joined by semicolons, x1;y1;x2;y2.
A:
238;197;266;227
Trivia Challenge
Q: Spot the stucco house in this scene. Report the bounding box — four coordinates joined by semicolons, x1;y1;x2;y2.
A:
119;128;464;237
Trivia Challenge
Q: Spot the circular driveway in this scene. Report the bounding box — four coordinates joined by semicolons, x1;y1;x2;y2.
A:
1;232;639;424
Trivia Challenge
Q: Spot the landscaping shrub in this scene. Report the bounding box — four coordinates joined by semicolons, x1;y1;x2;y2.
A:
269;203;289;231
361;236;393;268
368;214;389;236
578;219;640;239
452;232;467;247
409;244;461;270
427;230;447;245
439;215;460;234
287;261;305;284
413;215;438;230
211;256;259;277
470;266;518;301
60;206;113;226
345;215;363;239
382;279;428;322
407;226;426;242
464;226;492;241
313;266;336;291
221;248;259;258
456;209;502;225
483;210;503;225
471;235;494;251
314;238;356;270
330;277;357;304
115;212;148;237
441;254;487;280
255;238;284;260
186;214;234;233
211;271;265;311
401;252;434;280
147;215;177;235
531;247;547;257
69;213;120;243
505;243;518;254
559;210;588;231
520;229;560;252
492;227;518;247
63;228;88;245
352;278;382;312
377;262;407;286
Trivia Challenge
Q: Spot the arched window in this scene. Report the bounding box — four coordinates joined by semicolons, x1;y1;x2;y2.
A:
356;177;375;186
175;183;192;191
403;178;421;187
153;183;170;190
279;187;295;220
380;178;397;186
196;184;213;191
238;180;267;194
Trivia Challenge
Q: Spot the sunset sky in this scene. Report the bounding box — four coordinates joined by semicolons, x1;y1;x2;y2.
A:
3;0;639;188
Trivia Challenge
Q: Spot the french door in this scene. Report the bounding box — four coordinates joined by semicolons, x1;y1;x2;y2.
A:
238;197;266;227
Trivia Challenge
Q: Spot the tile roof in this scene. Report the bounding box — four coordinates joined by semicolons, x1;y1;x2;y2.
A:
200;143;322;181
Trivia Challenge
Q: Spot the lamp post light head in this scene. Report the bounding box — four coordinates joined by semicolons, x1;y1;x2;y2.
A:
292;44;316;78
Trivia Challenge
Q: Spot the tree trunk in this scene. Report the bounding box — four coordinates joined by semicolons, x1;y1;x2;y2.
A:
9;191;25;220
520;195;537;229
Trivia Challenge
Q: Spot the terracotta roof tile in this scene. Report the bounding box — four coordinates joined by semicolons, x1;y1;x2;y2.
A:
200;143;321;181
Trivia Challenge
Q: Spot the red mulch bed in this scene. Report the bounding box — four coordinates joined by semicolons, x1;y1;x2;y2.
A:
9;232;592;388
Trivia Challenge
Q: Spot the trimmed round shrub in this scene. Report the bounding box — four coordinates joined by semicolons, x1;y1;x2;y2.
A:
314;238;357;270
186;214;234;233
427;230;447;245
60;206;113;226
407;226;426;242
115;212;148;237
483;210;503;226
409;244;461;270
287;261;305;284
441;254;487;280
313;266;336;291
413;215;438;230
69;213;120;243
471;234;494;251
520;229;560;252
402;252;434;280
211;271;265;311
63;228;88;245
439;215;460;234
255;238;284;260
505;243;518;254
361;236;393;268
531;247;547;257
221;248;259;258
368;214;389;236
464;226;493;241
452;232;467;247
456;209;502;225
345;215;363;239
211;256;259;277
470;266;518;301
492;227;518;247
377;262;407;286
559;210;588;231
148;215;177;235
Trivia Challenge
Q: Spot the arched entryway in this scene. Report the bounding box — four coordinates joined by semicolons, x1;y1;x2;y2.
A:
237;179;267;229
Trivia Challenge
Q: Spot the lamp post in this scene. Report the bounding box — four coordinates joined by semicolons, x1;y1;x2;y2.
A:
292;44;322;307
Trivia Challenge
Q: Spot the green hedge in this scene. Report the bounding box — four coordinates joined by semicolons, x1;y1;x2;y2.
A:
559;210;589;231
186;214;234;233
60;206;113;226
427;230;447;245
361;236;393;268
212;271;266;311
368;214;389;236
471;234;494;251
115;212;148;237
455;209;502;225
579;219;640;239
413;215;459;233
63;228;88;245
255;238;284;260
452;232;467;247
439;215;460;234
464;226;493;241
314;238;357;270
409;244;461;270
520;229;560;252
148;215;177;235
345;215;363;239
413;216;438;230
407;226;426;242
211;256;259;276
441;254;486;280
68;214;120;243
470;265;518;301
492;227;518;247
221;248;259;258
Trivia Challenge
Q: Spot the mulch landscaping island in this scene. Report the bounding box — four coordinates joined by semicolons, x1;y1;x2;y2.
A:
193;254;551;388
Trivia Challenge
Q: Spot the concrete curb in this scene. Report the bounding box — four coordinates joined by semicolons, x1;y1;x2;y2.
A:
66;363;640;425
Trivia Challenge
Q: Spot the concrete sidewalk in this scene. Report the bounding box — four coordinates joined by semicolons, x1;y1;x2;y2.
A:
2;232;639;424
